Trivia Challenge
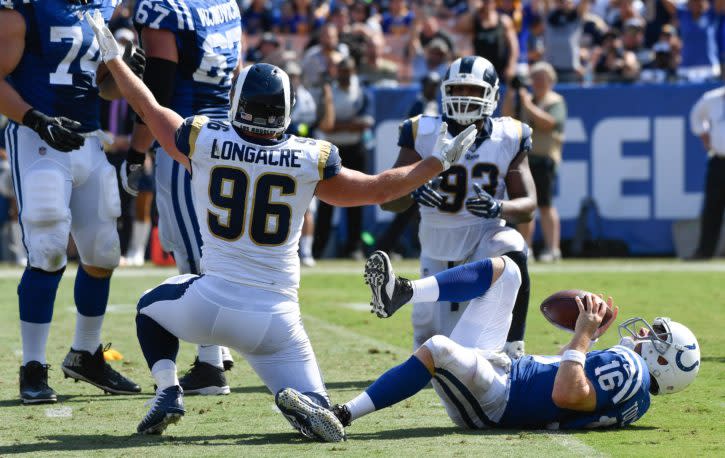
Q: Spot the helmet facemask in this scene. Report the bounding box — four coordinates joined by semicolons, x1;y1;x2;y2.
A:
441;79;498;126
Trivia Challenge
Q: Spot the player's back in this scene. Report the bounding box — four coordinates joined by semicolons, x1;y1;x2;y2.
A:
6;0;119;132
133;0;241;120
178;116;340;300
498;346;651;429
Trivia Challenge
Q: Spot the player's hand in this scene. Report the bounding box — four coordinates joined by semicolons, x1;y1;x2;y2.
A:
412;176;444;208
85;10;123;63
120;148;146;196
22;109;85;152
123;43;146;78
574;294;607;339
592;296;619;340
465;183;502;218
432;122;477;170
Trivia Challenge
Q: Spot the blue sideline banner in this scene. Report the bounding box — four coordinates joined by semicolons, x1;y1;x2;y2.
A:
371;83;719;254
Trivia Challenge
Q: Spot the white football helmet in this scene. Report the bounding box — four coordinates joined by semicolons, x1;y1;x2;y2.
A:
618;317;700;395
441;56;499;125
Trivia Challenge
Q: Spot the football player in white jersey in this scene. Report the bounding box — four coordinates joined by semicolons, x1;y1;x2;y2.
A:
85;11;477;438
383;56;536;358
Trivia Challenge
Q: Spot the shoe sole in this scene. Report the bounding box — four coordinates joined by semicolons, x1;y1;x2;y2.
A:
275;388;345;442
21;396;57;405
138;412;184;435
61;366;140;395
182;385;230;396
364;251;393;318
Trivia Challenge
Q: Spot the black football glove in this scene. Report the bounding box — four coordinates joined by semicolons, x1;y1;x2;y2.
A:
22;109;85;152
412;176;444;208
122;42;146;78
120;148;146;196
465;183;503;219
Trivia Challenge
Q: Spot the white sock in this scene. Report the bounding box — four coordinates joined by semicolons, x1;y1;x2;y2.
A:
197;345;223;369
72;313;104;353
221;346;233;363
128;221;151;257
151;359;179;391
345;392;376;421
410;276;439;303
21;321;51;365
300;235;313;258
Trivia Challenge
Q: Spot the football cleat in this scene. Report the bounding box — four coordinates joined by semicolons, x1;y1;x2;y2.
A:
61;344;141;394
19;361;58;404
364;250;413;318
137;385;185;434
332;404;352;427
275;388;346;442
179;358;230;395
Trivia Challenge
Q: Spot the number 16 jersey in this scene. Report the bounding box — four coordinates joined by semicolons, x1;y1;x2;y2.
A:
175;116;341;300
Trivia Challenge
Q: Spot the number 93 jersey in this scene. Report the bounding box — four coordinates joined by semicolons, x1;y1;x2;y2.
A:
498;345;651;429
175;116;342;300
398;114;532;260
133;0;241;120
4;0;120;132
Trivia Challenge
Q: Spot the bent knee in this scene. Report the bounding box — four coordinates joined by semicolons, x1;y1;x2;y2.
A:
422;335;457;368
491;256;521;289
29;232;68;271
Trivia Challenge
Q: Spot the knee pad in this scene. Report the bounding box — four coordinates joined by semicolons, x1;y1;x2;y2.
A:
98;163;121;220
22;169;69;226
89;228;120;269
28;231;68;271
424;335;457;369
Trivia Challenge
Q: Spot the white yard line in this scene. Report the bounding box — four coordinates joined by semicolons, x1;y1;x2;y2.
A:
545;433;609;457
45;406;72;418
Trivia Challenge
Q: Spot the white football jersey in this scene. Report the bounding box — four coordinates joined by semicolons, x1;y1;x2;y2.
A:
176;116;341;299
400;115;531;261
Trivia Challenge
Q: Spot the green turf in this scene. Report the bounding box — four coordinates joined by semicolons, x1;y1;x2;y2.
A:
0;260;723;457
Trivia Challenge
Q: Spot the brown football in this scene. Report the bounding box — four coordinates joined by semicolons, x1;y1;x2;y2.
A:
540;290;614;332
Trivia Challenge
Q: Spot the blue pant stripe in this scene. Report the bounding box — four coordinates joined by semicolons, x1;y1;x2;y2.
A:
183;168;203;267
7;123;28;255
170;160;197;274
436;368;496;427
433;374;477;429
137;275;201;311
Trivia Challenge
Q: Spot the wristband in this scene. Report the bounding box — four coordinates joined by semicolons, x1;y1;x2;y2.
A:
562;349;586;367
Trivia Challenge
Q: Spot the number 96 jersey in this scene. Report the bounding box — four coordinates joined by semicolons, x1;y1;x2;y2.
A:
398;115;532;261
175;116;341;300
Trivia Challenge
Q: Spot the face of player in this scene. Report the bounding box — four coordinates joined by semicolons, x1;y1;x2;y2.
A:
449;84;484;98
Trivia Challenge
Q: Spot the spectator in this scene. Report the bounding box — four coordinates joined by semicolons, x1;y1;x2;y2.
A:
358;32;400;86
503;62;566;262
580;9;608;69
527;14;546;63
642;0;675;47
350;0;382;33
621;18;653;67
314;58;374;259
542;0;589;83
410;37;452;82
246;32;282;64
687;85;725;259
414;14;455;54
302;23;350;90
663;0;724;81
456;0;519;82
608;0;645;31
593;29;640;82
279;0;328;35
640;41;679;82
382;0;415;35
242;0;280;35
408;72;442;117
499;0;537;75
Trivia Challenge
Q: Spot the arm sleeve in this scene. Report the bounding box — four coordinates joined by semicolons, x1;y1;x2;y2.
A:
174;115;208;158
518;122;533;154
586;348;646;411
690;95;710;135
547;100;567;132
133;0;189;31
319;141;342;180
397;119;416;149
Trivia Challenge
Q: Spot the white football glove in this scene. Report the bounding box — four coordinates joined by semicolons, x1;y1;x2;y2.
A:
431;122;478;170
84;10;123;63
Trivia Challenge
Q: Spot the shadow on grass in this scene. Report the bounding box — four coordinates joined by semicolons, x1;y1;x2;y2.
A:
700;356;725;363
230;379;378;396
0;393;145;408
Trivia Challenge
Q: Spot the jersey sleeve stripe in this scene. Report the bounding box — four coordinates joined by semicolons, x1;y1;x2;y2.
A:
167;0;186;30
611;346;644;404
188;115;209;158
318;141;332;179
411;114;421;141
174;0;194;30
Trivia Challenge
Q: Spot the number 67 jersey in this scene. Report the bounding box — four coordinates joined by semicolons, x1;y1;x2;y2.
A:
175;116;341;300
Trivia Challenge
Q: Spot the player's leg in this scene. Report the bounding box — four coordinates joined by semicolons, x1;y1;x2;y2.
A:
65;140;139;394
155;148;231;393
8;123;72;404
123;177;153;266
411;256;447;350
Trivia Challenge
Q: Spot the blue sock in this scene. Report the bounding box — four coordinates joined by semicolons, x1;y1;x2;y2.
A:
74;266;110;317
365;356;432;410
136;314;179;370
434;259;493;303
18;267;64;323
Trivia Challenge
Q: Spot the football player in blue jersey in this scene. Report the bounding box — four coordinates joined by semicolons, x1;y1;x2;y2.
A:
125;0;243;397
0;0;146;404
278;251;701;440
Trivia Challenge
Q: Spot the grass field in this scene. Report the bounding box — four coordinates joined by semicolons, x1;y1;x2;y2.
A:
0;259;723;457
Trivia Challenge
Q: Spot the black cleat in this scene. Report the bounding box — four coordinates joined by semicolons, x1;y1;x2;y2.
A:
332;404;352;427
364;250;413;318
275;388;346;442
179;358;230;395
19;361;58;404
61;344;141;394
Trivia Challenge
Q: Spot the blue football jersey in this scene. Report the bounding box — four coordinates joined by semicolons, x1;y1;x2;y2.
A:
4;0;119;131
499;346;651;429
133;0;241;120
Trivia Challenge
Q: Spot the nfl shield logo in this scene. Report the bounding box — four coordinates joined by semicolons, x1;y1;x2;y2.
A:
39;147;47;155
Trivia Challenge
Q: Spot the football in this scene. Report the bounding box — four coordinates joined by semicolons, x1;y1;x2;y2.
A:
540;290;614;332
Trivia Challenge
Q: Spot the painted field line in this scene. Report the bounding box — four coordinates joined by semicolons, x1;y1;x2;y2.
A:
545;433;609;457
45;406;72;418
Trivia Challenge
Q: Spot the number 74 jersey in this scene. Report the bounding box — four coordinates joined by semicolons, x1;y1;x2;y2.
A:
175;116;342;300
